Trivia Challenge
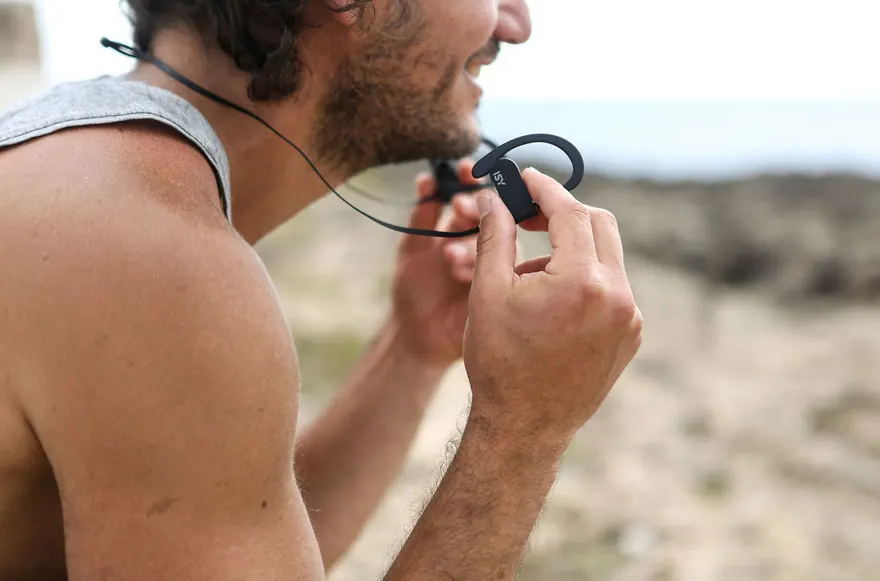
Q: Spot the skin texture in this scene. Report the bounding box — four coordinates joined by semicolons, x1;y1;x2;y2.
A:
0;0;642;579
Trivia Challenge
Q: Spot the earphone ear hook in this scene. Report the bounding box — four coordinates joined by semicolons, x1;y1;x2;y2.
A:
472;133;585;192
469;134;586;225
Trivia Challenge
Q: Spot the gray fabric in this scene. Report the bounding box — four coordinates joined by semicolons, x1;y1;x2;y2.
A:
0;75;232;221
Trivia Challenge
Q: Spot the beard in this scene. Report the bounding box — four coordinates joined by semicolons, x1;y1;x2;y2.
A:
312;4;493;175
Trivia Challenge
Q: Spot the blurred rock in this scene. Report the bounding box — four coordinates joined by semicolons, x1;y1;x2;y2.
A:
536;166;880;304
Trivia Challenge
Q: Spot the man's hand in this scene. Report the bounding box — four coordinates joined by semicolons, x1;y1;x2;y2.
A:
391;160;521;368
464;166;643;443
295;162;528;568
384;168;642;581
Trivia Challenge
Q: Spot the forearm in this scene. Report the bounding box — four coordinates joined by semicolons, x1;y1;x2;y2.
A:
383;408;569;581
294;318;448;568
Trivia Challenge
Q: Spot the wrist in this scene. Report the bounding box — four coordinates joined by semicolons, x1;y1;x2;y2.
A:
380;315;453;376
369;317;449;404
465;401;573;465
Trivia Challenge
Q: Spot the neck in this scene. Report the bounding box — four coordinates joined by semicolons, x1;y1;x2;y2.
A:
128;27;350;244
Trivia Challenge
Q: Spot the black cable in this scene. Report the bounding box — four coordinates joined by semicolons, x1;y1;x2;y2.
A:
101;37;482;239
340;158;498;210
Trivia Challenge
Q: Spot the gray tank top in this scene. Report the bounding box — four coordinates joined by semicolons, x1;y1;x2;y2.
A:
0;75;232;221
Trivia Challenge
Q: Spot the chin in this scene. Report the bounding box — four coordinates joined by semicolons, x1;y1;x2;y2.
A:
395;106;484;163
316;64;487;171
431;113;484;161
460;113;485;153
444;92;485;154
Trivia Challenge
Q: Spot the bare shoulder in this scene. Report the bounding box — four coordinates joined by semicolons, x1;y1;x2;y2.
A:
0;118;227;223
0;120;288;397
0;124;320;579
0;119;298;446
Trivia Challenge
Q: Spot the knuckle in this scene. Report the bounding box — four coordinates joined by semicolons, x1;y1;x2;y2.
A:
567;202;593;225
627;328;644;358
457;196;479;218
570;272;635;313
607;292;638;325
477;228;495;255
631;306;644;333
591;206;619;229
573;271;606;302
630;310;644;350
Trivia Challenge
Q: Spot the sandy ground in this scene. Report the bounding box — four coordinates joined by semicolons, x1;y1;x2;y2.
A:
4;54;880;580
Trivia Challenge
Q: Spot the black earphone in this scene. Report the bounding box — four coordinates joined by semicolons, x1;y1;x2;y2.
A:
339;138;499;209
100;37;585;239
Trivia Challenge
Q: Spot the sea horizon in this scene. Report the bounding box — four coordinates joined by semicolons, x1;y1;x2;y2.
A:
477;99;880;182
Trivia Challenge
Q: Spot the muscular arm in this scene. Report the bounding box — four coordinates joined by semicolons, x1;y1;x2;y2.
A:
14;195;322;579
295;319;447;568
7;126;325;580
384;412;567;580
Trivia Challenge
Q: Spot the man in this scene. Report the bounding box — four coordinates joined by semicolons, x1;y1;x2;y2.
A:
0;1;642;579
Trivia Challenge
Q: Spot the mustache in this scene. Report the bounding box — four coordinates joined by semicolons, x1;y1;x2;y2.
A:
470;39;501;64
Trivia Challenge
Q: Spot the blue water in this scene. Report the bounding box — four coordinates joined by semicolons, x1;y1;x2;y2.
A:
477;100;880;181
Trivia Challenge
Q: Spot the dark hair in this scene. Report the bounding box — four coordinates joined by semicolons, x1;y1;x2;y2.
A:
123;0;373;101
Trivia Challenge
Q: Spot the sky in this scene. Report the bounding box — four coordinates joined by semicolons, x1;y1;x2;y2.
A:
476;0;880;178
480;0;880;100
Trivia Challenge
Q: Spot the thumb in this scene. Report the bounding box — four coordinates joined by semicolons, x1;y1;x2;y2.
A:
400;173;443;254
473;191;517;294
409;174;444;229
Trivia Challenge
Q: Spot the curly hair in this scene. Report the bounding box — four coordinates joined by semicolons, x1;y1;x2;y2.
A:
123;0;373;101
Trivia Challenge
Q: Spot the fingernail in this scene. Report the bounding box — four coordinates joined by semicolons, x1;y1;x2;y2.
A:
477;192;491;219
524;167;544;177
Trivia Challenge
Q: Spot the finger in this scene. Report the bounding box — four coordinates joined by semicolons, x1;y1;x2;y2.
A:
522;168;596;260
435;193;480;236
514;255;551;277
452;193;480;222
400;172;443;254
413;171;443;215
605;307;644;390
444;240;474;269
586;205;626;271
517;211;549;232
460;159;547;232
448;194;481;232
452;263;475;283
521;167;580;220
441;188;483;244
456;159;482;186
444;239;476;266
472;191;517;297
